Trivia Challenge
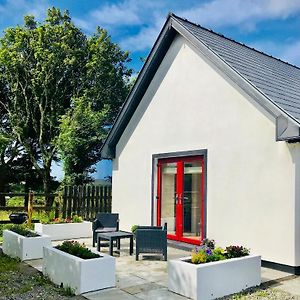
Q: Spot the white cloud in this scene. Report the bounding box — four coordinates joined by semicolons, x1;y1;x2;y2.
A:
73;0;168;34
0;0;48;25
282;41;300;66
179;0;300;30
90;0;141;26
120;16;164;51
249;39;300;67
118;0;300;52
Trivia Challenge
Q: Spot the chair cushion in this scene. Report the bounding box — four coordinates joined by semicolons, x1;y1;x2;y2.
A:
95;227;116;233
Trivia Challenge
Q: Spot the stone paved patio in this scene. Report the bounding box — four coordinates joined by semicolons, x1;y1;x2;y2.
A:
25;238;297;299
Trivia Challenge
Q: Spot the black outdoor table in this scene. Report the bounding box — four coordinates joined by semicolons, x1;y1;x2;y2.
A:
97;231;134;256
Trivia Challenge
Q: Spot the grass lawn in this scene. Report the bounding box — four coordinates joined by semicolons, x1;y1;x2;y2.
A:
0;252;84;300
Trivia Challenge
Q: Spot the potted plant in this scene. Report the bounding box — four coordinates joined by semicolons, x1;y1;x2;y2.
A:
2;225;51;261
43;241;115;295
168;239;261;300
131;224;138;236
35;214;92;240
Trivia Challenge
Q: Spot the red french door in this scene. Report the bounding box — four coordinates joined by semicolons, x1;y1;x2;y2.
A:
157;156;205;245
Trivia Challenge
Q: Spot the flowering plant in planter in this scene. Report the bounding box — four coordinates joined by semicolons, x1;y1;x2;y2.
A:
43;241;115;294
9;225;40;237
35;215;91;240
191;238;250;264
3;225;51;261
55;241;100;259
168;238;260;300
43;214;83;224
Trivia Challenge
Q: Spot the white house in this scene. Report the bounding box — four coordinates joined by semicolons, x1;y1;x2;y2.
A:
101;13;300;274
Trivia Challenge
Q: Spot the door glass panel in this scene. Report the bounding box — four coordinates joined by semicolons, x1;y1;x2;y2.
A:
183;161;202;240
160;162;177;235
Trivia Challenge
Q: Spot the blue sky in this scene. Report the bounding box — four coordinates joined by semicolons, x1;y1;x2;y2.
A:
1;0;300;179
0;0;300;73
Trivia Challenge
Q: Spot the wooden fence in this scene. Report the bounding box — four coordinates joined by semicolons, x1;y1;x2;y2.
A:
62;185;112;220
0;185;112;221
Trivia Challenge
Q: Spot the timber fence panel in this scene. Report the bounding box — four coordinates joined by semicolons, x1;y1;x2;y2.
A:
60;185;112;220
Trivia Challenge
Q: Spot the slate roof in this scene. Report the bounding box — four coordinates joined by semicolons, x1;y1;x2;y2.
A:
101;13;300;158
175;15;300;121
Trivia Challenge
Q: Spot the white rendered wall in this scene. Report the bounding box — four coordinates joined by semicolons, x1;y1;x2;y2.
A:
112;35;300;266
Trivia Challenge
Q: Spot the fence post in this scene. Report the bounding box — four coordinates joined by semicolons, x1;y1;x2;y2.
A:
54;196;60;218
27;191;34;226
62;186;68;219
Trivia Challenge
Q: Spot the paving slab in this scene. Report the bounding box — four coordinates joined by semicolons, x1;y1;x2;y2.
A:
134;287;187;300
261;267;291;283
116;274;148;289
84;288;138;300
25;258;43;272
270;276;300;296
121;282;162;295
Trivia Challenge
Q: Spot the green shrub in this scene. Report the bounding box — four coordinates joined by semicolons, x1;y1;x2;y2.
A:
191;249;207;264
71;214;83;223
225;245;250;259
206;247;226;262
9;225;39;237
56;241;101;259
131;224;138;235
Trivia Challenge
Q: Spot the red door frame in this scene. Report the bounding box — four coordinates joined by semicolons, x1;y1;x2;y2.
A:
157;155;205;245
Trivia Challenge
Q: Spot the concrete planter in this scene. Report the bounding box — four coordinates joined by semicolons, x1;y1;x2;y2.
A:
168;255;261;300
35;221;92;240
43;246;115;295
2;229;51;261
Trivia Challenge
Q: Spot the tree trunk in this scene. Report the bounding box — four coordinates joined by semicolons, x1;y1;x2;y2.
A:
24;181;29;208
43;167;54;208
0;180;5;207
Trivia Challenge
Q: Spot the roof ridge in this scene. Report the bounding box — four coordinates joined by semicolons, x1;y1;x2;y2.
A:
171;13;300;72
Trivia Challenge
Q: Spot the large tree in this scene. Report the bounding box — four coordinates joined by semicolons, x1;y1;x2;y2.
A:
57;28;131;185
0;8;131;204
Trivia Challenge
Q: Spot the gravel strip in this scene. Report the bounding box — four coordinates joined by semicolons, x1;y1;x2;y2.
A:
0;255;84;300
220;285;300;299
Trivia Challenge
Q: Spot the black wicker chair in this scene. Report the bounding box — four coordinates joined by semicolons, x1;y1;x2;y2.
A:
92;213;119;247
135;223;167;261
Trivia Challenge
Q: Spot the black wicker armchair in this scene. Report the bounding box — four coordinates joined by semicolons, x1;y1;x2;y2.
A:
92;213;119;247
135;223;167;261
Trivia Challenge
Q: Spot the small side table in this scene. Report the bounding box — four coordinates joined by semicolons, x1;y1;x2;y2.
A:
97;231;133;256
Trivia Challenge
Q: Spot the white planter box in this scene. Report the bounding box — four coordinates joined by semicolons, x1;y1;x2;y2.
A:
2;230;51;261
168;255;261;300
43;246;115;295
35;221;92;240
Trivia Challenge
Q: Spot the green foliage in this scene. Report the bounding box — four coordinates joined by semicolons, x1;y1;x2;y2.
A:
191;249;207;264
57;27;132;185
0;7;132;197
60;285;75;296
56;240;100;259
225;245;250;259
57;97;108;185
131;224;138;234
9;225;39;237
0;254;19;273
206;247;226;263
